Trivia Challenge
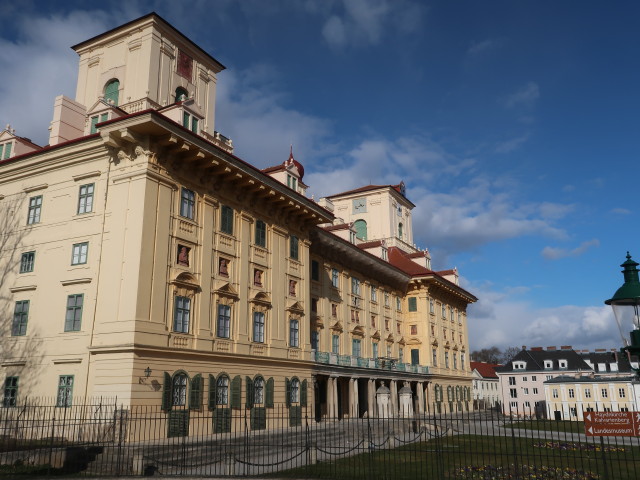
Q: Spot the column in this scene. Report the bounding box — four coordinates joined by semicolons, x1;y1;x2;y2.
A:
333;377;339;420
327;377;335;419
348;378;355;418
390;380;398;417
417;382;425;414
353;379;359;418
368;379;376;418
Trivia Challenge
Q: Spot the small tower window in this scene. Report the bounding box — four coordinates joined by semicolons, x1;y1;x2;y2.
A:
398;222;403;239
175;87;188;102
353;219;367;241
104;79;120;106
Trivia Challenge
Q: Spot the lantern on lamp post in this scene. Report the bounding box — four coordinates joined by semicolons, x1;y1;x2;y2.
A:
605;252;640;376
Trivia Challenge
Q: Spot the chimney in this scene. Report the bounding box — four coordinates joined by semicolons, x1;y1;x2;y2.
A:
596;349;606;352
522;345;527;350
531;347;543;351
561;345;572;350
547;346;556;351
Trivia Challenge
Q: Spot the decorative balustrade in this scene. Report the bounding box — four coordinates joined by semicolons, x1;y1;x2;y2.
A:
310;351;429;375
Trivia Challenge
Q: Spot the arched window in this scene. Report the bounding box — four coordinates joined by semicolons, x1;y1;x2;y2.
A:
398;222;403;239
104;79;120;106
254;376;264;404
353;219;367;240
172;372;188;407
216;375;229;405
175;87;188;102
290;378;300;403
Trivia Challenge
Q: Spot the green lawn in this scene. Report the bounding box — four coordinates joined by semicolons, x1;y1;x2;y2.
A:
271;434;638;479
504;419;586;433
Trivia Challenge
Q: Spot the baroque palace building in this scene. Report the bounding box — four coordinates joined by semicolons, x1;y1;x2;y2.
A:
0;13;476;430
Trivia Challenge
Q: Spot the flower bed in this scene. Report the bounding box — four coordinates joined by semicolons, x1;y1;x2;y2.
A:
452;464;599;479
534;441;625;452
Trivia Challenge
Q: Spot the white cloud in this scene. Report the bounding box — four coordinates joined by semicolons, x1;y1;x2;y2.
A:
319;0;424;49
465;278;620;352
611;207;632;215
0;10;133;146
541;239;600;260
467;38;503;57
494;133;530;153
504;81;540;109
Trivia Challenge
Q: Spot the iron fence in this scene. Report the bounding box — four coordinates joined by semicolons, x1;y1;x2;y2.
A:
1;400;639;478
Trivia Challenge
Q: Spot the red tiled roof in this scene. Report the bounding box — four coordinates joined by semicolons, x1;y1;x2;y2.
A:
323;223;351;231
357;240;383;249
437;269;456;276
388;247;431;276
470;362;501;379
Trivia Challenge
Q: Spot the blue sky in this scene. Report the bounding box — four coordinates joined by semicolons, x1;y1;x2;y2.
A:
1;0;639;352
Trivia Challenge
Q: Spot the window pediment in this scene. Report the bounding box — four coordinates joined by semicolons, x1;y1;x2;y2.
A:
331;321;343;333
172;272;200;290
287;301;305;314
214;281;238;298
251;291;271;308
371;330;381;340
351;325;365;337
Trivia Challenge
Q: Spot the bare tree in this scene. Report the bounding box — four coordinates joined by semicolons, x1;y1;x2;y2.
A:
500;346;521;363
471;346;502;364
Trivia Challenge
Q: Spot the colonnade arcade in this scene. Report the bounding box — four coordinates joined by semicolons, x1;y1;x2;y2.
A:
312;373;429;421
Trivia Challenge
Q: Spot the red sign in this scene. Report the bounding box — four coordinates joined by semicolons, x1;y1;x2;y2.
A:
584;411;640;437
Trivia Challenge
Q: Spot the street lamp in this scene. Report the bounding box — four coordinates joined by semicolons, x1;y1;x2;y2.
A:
605;252;640;369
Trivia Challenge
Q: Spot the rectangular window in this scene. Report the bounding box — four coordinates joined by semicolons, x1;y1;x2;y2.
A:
56;375;74;407
509;377;516;385
411;349;420;365
20;251;35;273
453;353;458;369
191;117;199;133
77;183;94;214
442;304;447;319
71;242;88;265
585;388;591;398
255;220;267;247
568;388;575;398
432;348;437;366
523;377;527;382
253;312;265;343
290;235;299;260
64;294;84;332
372;342;378;359
3;377;18;407
533;388;539;394
351;277;361;295
90;115;99;134
619;388;626;398
396;297;401;311
399;348;404;363
371;286;377;302
461;353;465;370
429;299;434;314
332;334;339;354
532;376;537;381
352;339;361;357
546;375;552;380
180;188;195;219
552;389;558;398
371;315;376;327
384;293;390;307
173;296;191;333
601;388;608;398
12;301;29;336
220;205;234;234
510;388;517;399
311;331;319;350
444;351;449;368
217;304;231;338
311;260;319;281
331;269;339;288
289;319;299;347
183;111;190;129
27;195;42;224
410;325;418;335
408;297;417;312
523;388;529;394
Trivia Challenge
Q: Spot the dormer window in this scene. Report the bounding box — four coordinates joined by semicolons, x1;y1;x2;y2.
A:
287;174;297;191
544;360;553;369
558;359;568;369
104;79;120;106
512;361;526;370
382;247;388;261
90;113;109;134
0;142;12;160
183;111;199;133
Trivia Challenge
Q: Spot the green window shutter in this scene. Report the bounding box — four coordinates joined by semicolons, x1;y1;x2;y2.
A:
301;379;308;407
231;376;242;409
100;113;108;122
189;374;202;410
408;297;417;312
191;117;198;133
208;374;217;410
104;80;120;106
90;116;99;134
162;372;172;411
183;111;190;128
245;376;254;408
265;377;274;408
285;378;291;408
